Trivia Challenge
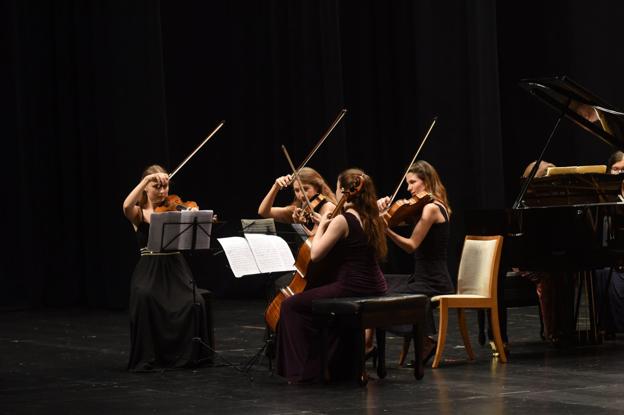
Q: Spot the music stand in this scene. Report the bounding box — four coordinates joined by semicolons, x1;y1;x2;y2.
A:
236;218;286;374
148;210;216;367
240;218;277;235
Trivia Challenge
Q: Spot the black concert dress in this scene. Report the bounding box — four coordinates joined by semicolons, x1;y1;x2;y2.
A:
276;212;387;383
388;203;454;336
127;220;210;371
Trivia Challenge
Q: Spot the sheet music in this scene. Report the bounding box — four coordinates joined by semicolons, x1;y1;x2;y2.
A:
178;210;213;250
216;237;262;278
147;210;213;252
244;233;296;274
217;234;295;278
240;218;277;234
147;211;178;252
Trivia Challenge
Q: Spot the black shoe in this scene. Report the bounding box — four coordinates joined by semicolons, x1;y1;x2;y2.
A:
365;346;378;368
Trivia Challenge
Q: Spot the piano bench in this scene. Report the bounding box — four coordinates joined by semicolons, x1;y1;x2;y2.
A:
311;294;428;386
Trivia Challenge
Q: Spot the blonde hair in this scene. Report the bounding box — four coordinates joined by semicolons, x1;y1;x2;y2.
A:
139;164;168;208
338;168;387;260
408;160;451;216
291;167;337;206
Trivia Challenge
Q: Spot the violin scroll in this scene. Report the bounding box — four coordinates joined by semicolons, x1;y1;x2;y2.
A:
328;175;365;219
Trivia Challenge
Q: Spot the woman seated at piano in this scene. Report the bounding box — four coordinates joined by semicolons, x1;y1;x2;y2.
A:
258;167;337;233
377;160;454;366
517;160;577;346
607;151;624;174
522;160;555;178
276;168;388;384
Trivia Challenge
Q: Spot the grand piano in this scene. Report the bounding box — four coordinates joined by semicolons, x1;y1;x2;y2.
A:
467;76;624;345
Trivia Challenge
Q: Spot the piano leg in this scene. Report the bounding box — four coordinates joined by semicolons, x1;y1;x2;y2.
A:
573;271;602;345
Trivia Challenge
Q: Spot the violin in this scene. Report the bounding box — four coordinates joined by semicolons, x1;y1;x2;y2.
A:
382;191;434;228
264;175;364;332
300;193;328;224
154;194;199;212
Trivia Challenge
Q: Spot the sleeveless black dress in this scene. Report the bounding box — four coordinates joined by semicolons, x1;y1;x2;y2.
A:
128;220;210;371
276;212;387;383
388;203;454;335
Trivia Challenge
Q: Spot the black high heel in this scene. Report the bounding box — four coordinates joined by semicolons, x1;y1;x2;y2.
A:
365;346;378;368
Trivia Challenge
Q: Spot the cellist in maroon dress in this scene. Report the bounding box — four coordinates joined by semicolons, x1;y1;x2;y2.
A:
276;168;388;384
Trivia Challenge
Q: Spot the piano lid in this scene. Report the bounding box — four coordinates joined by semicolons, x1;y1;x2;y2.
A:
519;76;624;150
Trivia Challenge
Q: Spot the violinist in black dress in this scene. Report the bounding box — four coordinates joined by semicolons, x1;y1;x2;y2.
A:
122;164;210;371
276;169;388;383
378;160;454;364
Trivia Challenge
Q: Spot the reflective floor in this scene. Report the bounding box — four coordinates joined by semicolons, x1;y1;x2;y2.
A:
2;300;624;414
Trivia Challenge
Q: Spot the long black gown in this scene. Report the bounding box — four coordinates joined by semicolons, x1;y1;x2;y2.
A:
127;220;210;371
388;202;454;336
276;212;387;383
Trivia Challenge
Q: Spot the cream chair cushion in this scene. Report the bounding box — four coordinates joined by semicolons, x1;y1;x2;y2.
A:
455;239;498;297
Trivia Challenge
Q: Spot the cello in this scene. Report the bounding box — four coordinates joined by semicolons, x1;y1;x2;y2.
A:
262;111;347;332
264;175;365;332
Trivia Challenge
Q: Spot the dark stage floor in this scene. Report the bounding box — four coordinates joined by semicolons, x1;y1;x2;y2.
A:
2;300;624;415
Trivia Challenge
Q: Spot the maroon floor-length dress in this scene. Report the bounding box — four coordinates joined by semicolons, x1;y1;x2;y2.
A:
276;212;387;383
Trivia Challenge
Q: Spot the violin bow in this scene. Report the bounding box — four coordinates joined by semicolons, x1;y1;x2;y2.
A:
386;116;438;206
293;108;347;174
169;120;225;179
281;145;315;212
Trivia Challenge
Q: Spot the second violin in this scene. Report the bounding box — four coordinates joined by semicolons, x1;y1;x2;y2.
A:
382;191;434;228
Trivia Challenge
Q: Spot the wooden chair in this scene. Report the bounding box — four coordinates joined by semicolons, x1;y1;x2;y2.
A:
431;235;506;368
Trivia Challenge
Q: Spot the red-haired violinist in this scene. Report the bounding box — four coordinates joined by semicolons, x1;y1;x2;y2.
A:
276;169;388;384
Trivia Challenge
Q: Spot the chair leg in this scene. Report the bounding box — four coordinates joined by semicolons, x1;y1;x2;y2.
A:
489;306;508;363
432;302;448;368
477;309;486;345
398;336;411;367
375;328;387;379
457;309;475;361
537;300;546;340
412;323;424;380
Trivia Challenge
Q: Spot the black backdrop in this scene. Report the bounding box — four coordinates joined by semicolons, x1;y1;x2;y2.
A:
2;0;623;308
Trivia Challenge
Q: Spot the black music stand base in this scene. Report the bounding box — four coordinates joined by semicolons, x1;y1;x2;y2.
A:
240;272;288;377
241;332;275;376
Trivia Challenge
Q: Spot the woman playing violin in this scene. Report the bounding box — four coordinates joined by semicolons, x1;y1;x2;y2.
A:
258;167;337;233
122;164;211;371
276;169;387;384
378;160;454;366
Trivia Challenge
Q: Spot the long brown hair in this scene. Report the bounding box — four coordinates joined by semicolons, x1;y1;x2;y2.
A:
139;164;168;208
408;160;452;216
338;168;387;260
291;167;337;206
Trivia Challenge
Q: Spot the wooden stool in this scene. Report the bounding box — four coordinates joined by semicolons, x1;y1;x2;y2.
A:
312;294;428;385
